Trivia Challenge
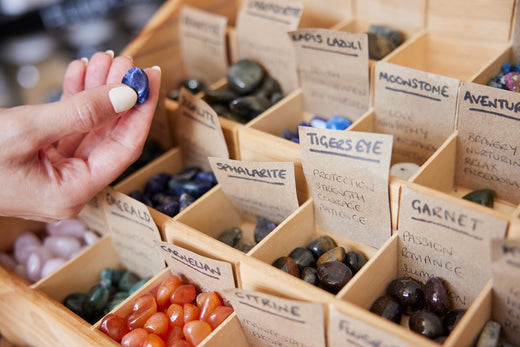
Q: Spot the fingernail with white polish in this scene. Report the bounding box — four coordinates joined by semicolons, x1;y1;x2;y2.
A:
151;65;161;72
109;86;137;113
80;57;88;65
105;50;115;58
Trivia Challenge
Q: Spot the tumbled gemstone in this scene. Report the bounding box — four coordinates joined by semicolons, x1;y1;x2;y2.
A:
167;89;180;101
83;282;110;317
166;303;184;328
207;306;234;329
156;275;182;306
167;338;191;347
46;218;87;238
300;267;320;286
174;179;214;199
326;116;352;130
143;333;165;347
476;320;501;346
26;247;52;282
145;173;172;196
270;92;283;104
316;246;346;266
203;88;239;104
127;294;158;330
425;277;449;316
344;250;367;275
99;313;129;342
289;247;316;270
121;328;149;347
408;310;444;340
217;227;243;247
227;59;265;95
199;292;222;322
171;284;197;305
83;230;100;246
229;95;271;121
390;162;421;180
14;232;41;265
0;252;16;272
317;260;352;294
505;72;520;92
254;76;282;100
100;268;125;288
157;201;180;217
310;116;327;129
369;24;403;46
272;256;300;277
183;320;213;346
122;67;149;105
369;295;402;324
129;277;151;295
367;32;396;60
462;189;494;207
306;235;337;259
183;302;201;323
174;167;200;181
180;78;206;94
386;277;425;314
443;308;466;334
179;193;195;212
63;292;88;317
234;242;254;253
254;216;277;243
144;312;169;339
119;271;141;292
165;326;184;344
43;235;81;259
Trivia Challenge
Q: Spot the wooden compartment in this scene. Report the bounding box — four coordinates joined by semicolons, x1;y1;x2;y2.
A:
386;0;514;82
334;233;489;346
244;198;380;299
412;132;517;222
91;266;249;347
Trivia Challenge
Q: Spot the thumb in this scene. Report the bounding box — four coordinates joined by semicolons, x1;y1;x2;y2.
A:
24;84;138;146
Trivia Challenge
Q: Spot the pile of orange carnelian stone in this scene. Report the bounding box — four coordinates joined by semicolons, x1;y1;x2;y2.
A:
98;274;234;346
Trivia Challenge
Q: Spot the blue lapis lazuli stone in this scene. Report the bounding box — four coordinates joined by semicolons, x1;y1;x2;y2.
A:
122;67;149;106
502;62;512;73
326;115;352;130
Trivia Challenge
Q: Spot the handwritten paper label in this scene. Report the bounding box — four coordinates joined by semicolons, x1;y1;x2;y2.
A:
374;62;459;164
398;186;507;309
456;82;520;204
208;157;299;224
290;28;369;120
236;0;303;94
514;0;520;58
224;288;325;347
299;127;393;248
77;193;109;236
176;89;229;171
156;241;235;293
491;239;520;343
179;6;228;84
102;187;165;279
328;307;415;347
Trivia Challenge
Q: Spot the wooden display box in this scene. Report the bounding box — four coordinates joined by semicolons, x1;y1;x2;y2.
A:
411;132;517;224
385;0;515;82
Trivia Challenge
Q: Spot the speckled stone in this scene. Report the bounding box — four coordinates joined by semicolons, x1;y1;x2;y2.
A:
227;59;265;95
475;321;501;347
122;67;149;105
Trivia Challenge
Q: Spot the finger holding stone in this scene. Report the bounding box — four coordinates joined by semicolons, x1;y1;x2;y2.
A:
106;55;134;85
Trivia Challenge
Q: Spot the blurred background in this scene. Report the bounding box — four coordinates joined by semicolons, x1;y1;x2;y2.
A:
0;0;166;108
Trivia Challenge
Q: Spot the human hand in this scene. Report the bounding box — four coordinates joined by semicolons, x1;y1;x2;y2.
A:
0;51;161;222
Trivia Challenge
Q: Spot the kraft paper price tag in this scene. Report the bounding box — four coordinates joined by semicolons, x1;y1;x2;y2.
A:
102;187;165;279
456;82;520;204
374;62;460;164
398;186;507;309
290;28;370;120
514;0;520;57
328;306;416;347
208;157;299;224
77;192;109;236
179;6;229;84
176;88;229;171
156;241;235;293
491;239;520;343
299;127;393;248
236;0;303;94
223;288;326;347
